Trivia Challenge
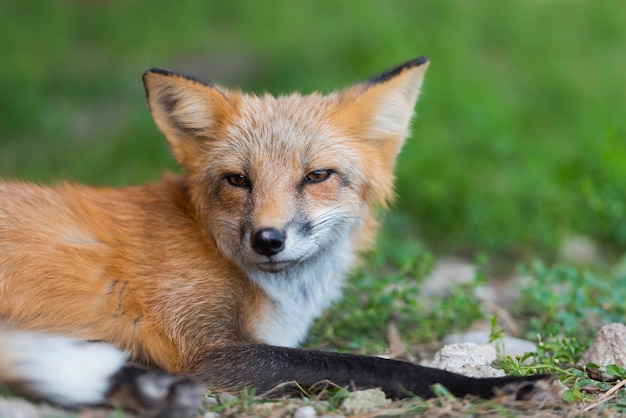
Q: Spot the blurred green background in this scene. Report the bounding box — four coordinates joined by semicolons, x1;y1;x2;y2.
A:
1;0;624;263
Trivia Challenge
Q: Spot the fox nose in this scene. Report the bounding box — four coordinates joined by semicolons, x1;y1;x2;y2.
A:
251;228;286;256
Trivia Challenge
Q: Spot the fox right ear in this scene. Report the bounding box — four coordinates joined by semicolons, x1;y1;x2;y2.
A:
142;68;233;166
337;57;429;175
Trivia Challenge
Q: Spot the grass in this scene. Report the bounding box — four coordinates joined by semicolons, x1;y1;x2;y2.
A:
306;232;486;351
2;0;626;416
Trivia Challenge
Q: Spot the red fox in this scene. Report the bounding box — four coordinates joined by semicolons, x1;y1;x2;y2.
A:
0;57;549;416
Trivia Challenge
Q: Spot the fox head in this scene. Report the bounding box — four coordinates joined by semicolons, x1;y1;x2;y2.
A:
142;58;428;277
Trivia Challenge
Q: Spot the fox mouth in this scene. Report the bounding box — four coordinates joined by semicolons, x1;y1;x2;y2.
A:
256;260;299;273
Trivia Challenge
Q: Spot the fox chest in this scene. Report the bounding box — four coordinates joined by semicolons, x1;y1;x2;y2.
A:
247;249;354;347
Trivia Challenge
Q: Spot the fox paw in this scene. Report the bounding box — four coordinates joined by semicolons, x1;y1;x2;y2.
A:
108;365;204;418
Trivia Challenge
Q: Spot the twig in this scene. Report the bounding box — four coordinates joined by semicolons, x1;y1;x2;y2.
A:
386;316;408;359
582;378;626;413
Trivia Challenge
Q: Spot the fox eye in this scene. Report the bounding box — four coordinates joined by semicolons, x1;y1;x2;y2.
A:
304;169;332;184
225;174;250;188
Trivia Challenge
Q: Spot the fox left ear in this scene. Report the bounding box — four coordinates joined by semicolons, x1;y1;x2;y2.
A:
142;68;234;168
346;57;429;164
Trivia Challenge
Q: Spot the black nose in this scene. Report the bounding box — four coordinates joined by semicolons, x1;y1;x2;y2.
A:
251;228;286;256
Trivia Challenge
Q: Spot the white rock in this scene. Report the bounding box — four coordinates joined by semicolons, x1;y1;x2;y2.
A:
421;258;477;298
579;323;626;381
428;342;505;378
294;405;318;418
443;331;537;359
341;388;390;415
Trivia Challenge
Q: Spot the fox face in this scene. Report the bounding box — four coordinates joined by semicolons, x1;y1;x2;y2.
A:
188;92;372;276
143;59;429;345
144;59;428;272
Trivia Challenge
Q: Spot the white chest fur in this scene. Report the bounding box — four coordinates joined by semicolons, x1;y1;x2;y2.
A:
248;238;355;347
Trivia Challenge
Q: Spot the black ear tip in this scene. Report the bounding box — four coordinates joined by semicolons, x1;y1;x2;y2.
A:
142;68;173;87
410;56;430;67
142;68;213;87
368;56;430;85
143;67;178;81
147;67;176;76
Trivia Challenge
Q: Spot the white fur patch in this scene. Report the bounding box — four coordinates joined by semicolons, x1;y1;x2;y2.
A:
249;234;356;347
0;328;126;407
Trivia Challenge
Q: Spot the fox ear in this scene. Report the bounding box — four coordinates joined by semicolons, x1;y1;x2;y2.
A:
142;68;233;166
347;57;429;164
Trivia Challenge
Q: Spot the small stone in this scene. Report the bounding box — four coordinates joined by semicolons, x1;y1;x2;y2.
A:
421;258;477;298
443;331;537;360
578;323;626;381
294;405;318;418
429;342;505;378
341;388;390;415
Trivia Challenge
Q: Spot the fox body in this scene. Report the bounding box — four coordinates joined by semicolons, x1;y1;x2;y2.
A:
0;57;548;415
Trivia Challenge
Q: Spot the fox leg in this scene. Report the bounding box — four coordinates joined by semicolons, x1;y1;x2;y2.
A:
193;344;552;400
0;328;203;417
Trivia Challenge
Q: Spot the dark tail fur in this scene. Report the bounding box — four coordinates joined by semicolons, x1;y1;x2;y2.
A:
192;344;550;400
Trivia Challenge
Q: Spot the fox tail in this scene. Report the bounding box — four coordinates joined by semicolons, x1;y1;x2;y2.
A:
0;327;203;417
